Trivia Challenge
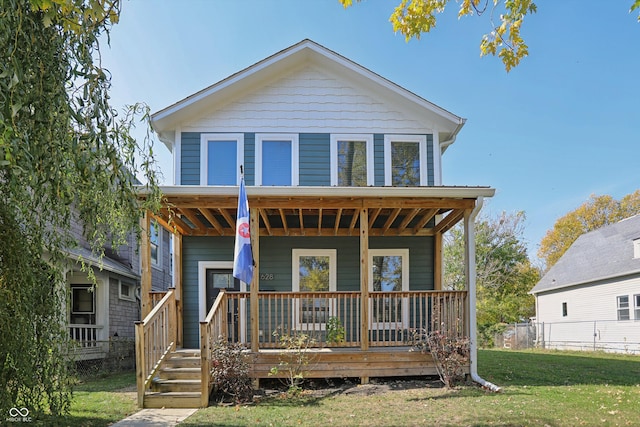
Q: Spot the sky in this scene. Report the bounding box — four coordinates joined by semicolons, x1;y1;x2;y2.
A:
100;0;640;262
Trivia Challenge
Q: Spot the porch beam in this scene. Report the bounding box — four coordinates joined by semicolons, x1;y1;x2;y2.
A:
250;208;260;352
178;207;207;233
381;208;401;235
278;209;289;235
259;208;272;236
434;209;465;234
349;208;360;235
368;208;381;228
140;212;152;319
412;208;438;234
298;209;305;234
360;208;369;352
218;208;236;230
334;208;343;235
396;208;420;234
198;208;225;236
174;233;184;347
157;210;191;236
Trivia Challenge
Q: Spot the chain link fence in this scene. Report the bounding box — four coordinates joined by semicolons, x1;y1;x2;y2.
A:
494;321;640;354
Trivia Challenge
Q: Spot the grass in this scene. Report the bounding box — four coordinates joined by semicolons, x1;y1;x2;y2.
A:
183;349;640;427
31;372;138;427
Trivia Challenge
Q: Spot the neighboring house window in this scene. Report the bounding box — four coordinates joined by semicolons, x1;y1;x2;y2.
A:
330;134;374;186
562;302;568;317
70;284;95;325
292;249;337;330
256;134;299;186
384;135;427;186
369;249;409;329
200;133;244;185
634;294;640;320
150;221;160;267
634;239;640;259
119;281;136;302
617;295;630;320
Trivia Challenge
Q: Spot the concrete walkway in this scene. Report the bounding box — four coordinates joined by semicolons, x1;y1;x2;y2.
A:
110;408;197;427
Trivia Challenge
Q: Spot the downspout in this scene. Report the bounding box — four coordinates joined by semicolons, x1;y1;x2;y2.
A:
468;196;501;392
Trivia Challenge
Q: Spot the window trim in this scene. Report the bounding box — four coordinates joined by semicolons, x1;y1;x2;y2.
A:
118;280;136;302
150;221;161;268
292;249;337;330
634;239;640;259
634;294;640;320
200;133;244;185
330;134;374;186
71;284;95;315
617;295;630;321
368;248;410;330
383;135;428;186
255;133;299;186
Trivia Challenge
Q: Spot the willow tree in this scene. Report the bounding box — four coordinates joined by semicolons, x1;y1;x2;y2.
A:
341;0;640;71
0;0;160;416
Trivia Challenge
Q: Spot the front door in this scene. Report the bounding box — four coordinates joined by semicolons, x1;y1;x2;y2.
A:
205;269;240;341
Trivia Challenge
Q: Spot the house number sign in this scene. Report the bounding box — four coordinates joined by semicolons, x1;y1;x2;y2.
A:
260;273;275;280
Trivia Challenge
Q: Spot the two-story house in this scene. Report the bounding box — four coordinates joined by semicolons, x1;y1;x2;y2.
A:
135;40;496;408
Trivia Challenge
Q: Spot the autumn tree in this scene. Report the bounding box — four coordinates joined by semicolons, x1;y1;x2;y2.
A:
538;191;640;270
0;0;159;417
340;0;640;71
444;211;538;346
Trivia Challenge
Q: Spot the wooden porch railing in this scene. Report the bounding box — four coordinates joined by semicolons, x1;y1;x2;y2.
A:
199;290;229;407
135;289;177;407
202;290;467;349
68;324;103;348
150;291;168;308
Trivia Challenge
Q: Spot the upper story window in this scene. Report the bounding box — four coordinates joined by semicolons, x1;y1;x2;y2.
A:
200;133;244;185
635;294;640;320
384;135;427;186
256;134;299;186
634;239;640;259
330;134;374;186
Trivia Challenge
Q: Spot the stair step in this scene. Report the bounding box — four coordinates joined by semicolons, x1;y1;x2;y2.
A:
153;379;201;393
144;392;203;409
171;349;201;358
165;356;200;368
159;367;201;380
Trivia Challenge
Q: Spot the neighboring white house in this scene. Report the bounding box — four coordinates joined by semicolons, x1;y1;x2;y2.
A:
530;214;640;353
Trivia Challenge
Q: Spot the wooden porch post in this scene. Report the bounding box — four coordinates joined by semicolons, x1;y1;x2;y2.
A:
141;212;152;319
360;208;369;352
174;233;183;347
434;231;442;291
250;208;260;352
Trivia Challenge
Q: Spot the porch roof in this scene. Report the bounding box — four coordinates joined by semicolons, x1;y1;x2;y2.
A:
146;185;495;237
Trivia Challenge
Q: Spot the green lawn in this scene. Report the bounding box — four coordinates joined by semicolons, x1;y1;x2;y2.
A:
184;349;640;427
23;350;640;426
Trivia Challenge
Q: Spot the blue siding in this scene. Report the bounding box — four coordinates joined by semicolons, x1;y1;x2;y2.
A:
427;134;434;186
299;133;330;186
181;133;201;185
374;134;385;186
181;236;235;348
244;133;255;185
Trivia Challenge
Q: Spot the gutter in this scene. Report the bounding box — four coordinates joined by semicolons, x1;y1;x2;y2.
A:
468;196;501;392
440;118;466;154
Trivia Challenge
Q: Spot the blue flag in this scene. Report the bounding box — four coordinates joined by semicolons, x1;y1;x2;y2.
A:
233;177;254;284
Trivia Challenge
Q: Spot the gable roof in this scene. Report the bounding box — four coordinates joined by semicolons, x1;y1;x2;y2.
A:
151;39;465;151
531;215;640;294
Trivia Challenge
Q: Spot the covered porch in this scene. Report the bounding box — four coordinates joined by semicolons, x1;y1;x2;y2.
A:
135;186;493;407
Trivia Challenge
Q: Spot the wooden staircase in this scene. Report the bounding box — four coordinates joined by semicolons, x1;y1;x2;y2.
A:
144;349;204;408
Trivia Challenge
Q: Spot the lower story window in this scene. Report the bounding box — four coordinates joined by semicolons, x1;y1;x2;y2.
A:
71;284;95;325
617;295;630;321
292;249;336;330
369;249;409;329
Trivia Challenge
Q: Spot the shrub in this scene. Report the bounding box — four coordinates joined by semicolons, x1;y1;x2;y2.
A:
269;327;316;395
326;316;346;345
210;338;253;403
410;328;470;388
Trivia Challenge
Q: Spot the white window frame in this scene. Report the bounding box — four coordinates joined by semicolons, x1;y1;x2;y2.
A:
368;249;410;330
292;249;337;331
384;135;428;186
617;295;630;321
150;221;161;268
330;134;374;186
200;133;244;185
255;133;299;186
118;280;136;302
634;294;640;320
634;239;640;259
